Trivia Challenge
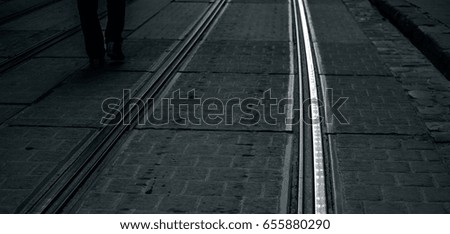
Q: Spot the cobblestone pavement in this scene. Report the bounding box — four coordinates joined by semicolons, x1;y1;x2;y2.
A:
307;0;450;213
0;127;93;213
1;0;450;214
370;0;450;78
0;0;211;213
76;130;289;213
74;1;293;214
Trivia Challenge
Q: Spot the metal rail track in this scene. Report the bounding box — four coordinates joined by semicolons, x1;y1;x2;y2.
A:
0;0;134;74
0;0;63;25
0;16;107;74
17;0;227;214
291;0;328;214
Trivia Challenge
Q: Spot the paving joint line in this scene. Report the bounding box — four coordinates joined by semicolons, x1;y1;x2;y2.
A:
137;127;293;134
6;124;101;130
325;132;429;137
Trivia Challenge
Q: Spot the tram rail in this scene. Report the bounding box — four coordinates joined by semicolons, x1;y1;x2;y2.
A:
17;0;228;214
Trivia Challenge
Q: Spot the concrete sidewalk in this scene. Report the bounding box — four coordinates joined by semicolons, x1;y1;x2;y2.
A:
370;0;450;79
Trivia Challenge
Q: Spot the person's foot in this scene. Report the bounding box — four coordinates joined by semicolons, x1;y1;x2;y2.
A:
89;57;105;69
106;42;125;61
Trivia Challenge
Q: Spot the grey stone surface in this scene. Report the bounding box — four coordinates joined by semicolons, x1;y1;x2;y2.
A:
308;0;450;213
0;0;54;21
370;0;450;78
122;0;172;31
11;71;146;127
325;75;427;134
0;30;60;58
74;130;288;214
0;127;92;213
0;58;86;104
129;2;209;40
335;135;450;213
139;72;290;131
0;0;79;30
185;41;290;74
207;3;289;41
0;105;25;124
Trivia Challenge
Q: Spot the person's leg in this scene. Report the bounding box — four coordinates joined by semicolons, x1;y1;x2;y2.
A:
105;0;125;43
77;0;105;60
105;0;125;60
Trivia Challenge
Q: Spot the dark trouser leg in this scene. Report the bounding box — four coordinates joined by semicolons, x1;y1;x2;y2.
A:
105;0;125;43
77;0;105;59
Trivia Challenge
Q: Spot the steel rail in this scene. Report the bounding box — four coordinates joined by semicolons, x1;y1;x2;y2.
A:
292;0;327;214
0;0;63;25
18;0;227;214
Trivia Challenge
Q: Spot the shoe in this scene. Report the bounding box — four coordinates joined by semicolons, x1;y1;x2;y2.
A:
89;57;105;69
106;42;125;61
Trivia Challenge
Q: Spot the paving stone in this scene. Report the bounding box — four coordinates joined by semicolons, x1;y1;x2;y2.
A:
184;41;290;74
242;198;278;213
0;127;91;213
122;0;172;30
340;172;358;185
332;0;450;213
209;168;248;182
130;2;209;40
144;180;186;195
231;0;288;3
410;162;448;173
358;173;396;185
1;176;42;190
184;181;225;196
0;0;53;20
342;201;365;214
207;3;289;41
0;190;32;212
0;32;59;57
196;156;233;167
198;196;241;214
317;43;391;76
363;202;408;213
224;182;262;197
80;193;122;210
388;150;423;161
354;150;389;161
407;203;447;214
0;105;22;124
0;0;79;30
339;160;374;172
325;75;426;134
433;174;450;187
139;72;290;131
106;179;148;194
0;58;85;104
307;0;368;43
11;71;145;127
424;188;450;202
383;186;423;202
36;32;87;58
397;174;434;187
376;161;411;173
116;194;161;211
263;182;282;198
172;167;208;180
344;185;382;201
73;130;288;213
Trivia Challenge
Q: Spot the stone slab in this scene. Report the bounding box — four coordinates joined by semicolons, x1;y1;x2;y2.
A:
0;126;93;213
73;129;289;214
